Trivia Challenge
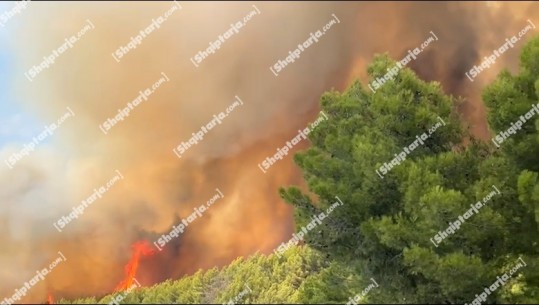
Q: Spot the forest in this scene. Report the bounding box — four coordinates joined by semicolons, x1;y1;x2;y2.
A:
61;35;539;305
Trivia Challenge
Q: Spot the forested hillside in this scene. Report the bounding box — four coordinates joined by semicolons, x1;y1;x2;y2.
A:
65;36;539;304
59;246;360;304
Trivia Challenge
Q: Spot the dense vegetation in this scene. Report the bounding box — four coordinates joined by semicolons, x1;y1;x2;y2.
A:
66;36;539;304
58;246;347;304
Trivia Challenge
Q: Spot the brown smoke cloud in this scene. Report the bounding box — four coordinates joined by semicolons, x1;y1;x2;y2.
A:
0;1;537;302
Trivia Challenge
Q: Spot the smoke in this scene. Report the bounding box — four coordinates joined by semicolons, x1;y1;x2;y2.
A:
347;1;539;139
0;1;537;302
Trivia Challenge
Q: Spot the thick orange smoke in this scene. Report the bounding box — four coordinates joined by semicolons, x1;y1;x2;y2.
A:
0;1;537;303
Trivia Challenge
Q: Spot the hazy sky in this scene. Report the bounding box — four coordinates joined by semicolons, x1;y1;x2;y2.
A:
0;2;43;146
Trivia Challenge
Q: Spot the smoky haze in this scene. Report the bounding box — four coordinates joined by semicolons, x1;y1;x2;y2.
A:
0;1;537;302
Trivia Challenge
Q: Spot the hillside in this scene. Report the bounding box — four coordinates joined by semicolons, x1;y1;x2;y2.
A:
59;246;367;304
63;35;539;305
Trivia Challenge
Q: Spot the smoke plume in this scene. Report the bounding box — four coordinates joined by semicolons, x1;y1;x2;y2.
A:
0;1;537;302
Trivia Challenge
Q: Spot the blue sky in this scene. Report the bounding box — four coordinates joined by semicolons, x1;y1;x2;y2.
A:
0;1;43;147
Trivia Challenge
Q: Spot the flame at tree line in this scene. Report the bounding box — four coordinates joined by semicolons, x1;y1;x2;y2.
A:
115;241;156;292
1;2;538;303
42;241;153;303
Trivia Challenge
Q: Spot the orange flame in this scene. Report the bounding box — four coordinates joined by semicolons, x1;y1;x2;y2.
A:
47;293;54;304
115;240;155;291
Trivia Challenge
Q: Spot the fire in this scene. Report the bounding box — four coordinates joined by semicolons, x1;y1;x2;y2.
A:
115;240;155;291
47;293;54;304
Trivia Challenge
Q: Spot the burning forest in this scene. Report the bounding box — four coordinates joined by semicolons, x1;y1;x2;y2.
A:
0;1;538;304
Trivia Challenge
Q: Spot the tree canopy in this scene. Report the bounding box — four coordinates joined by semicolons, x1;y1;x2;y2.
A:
65;36;539;304
280;36;539;304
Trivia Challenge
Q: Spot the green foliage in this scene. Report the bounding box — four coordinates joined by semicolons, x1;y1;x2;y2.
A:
483;35;539;172
63;37;539;305
61;247;346;304
280;39;539;303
